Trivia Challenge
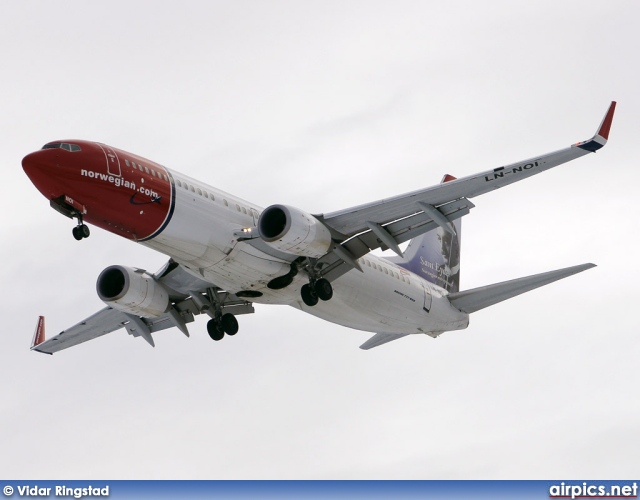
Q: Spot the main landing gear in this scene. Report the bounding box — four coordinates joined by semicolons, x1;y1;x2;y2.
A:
266;257;335;308
207;313;239;341
197;287;241;342
301;278;333;307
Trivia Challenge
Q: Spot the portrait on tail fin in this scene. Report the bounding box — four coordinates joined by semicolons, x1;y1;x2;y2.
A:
393;218;461;293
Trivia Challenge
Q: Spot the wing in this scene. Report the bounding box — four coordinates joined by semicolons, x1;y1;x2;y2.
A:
31;260;255;354
313;101;616;281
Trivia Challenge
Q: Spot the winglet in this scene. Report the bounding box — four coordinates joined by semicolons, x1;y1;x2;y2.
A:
596;101;616;140
576;101;616;152
31;316;46;349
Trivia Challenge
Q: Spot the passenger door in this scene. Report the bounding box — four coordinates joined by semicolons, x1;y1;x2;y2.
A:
98;144;122;176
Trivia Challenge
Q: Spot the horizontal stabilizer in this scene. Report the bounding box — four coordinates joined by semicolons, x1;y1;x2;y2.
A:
360;332;409;350
447;263;596;314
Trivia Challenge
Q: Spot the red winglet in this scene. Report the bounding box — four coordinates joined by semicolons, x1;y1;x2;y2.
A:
596;101;616;140
31;316;46;348
441;174;457;183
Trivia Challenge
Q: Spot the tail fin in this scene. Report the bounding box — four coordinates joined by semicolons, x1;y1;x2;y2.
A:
392;174;462;293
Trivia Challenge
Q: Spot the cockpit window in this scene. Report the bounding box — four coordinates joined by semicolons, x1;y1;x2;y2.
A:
41;142;81;152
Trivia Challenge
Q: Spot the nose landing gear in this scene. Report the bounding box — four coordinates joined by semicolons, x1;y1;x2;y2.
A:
72;223;90;241
49;195;91;241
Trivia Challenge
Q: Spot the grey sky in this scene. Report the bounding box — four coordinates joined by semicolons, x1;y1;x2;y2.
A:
1;1;638;478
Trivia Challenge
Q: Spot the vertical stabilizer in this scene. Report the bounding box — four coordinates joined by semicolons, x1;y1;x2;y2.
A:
391;174;462;293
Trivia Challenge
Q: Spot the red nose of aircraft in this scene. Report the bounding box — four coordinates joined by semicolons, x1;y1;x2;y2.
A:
22;147;62;200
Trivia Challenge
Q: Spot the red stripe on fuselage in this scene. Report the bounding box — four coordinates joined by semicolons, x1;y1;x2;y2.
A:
22;140;172;241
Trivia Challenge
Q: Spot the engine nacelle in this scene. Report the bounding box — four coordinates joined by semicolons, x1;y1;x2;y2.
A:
258;204;332;258
96;265;170;318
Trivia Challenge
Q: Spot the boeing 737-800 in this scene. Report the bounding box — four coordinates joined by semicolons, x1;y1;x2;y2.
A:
23;102;616;353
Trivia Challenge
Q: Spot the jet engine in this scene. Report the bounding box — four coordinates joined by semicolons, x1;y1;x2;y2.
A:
96;265;170;318
258;204;332;258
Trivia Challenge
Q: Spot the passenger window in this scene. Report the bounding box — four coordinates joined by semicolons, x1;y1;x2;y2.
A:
384;268;388;275
144;167;150;174
151;170;156;177
242;207;247;214
125;159;130;167
204;192;208;199
236;204;241;212
176;180;182;188
366;261;371;267
197;188;202;196
224;199;228;206
210;193;215;201
190;185;195;192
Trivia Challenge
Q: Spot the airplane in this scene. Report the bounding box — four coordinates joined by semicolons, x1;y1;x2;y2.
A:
23;102;616;354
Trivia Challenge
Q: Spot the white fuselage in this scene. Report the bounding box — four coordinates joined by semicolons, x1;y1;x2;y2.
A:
143;169;469;337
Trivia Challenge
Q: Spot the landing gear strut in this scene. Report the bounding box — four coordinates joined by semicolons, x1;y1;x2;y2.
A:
301;278;333;307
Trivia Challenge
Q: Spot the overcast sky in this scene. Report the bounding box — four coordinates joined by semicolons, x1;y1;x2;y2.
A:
1;1;639;479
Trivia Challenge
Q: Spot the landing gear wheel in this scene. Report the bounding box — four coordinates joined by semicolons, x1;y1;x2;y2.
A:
314;278;333;301
301;284;319;307
72;224;90;240
207;319;224;341
221;313;238;335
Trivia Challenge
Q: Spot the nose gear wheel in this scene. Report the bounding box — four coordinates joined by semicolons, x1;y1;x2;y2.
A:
72;224;90;240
